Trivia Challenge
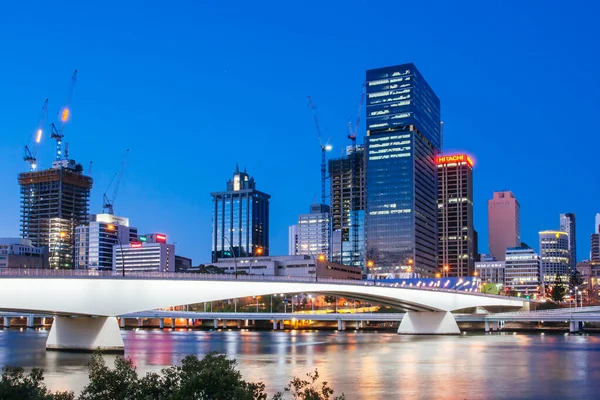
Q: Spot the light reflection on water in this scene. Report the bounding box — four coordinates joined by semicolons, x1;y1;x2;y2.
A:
1;328;600;399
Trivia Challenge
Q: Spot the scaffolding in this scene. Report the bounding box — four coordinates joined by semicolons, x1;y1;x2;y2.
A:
19;166;92;269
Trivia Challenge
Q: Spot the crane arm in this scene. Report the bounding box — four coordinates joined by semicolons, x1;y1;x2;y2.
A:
109;149;130;210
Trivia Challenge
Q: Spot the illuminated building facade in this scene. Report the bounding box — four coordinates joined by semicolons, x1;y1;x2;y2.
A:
328;146;366;268
294;204;331;259
18;160;93;269
437;154;475;277
474;260;505;285
539;230;570;284
113;233;174;273
559;213;577;272
488;191;520;261
211;166;270;262
504;245;541;296
365;63;441;278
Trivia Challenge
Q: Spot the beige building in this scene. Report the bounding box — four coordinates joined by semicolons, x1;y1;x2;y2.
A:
488;191;520;261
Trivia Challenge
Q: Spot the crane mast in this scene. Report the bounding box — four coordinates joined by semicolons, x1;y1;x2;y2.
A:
102;149;130;215
308;96;331;205
23;98;49;171
347;84;365;267
50;69;78;160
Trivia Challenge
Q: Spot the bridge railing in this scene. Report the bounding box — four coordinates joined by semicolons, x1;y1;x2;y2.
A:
0;268;524;301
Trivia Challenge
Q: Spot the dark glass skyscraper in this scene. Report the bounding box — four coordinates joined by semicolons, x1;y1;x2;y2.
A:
365;63;441;278
211;166;270;262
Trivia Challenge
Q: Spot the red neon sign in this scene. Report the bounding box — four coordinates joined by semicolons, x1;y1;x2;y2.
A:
130;242;142;248
435;154;474;167
155;234;167;243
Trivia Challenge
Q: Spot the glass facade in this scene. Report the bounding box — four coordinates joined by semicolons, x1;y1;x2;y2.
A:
211;167;270;262
539;231;570;284
365;64;441;278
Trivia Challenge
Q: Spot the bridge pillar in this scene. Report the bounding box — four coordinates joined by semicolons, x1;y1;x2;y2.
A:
213;319;218;329
222;320;227;329
398;312;460;335
46;316;124;352
237;320;242;329
279;320;284;330
273;320;278;330
159;319;165;329
484;321;490;332
27;314;34;328
569;320;579;333
337;320;346;331
494;321;500;331
137;318;143;327
3;317;10;328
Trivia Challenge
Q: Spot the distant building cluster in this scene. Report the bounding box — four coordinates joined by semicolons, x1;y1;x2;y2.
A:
8;63;600;297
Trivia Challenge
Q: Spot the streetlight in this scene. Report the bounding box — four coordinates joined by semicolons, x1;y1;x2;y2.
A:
108;224;125;277
367;260;374;268
255;247;263;256
443;264;449;278
223;236;237;278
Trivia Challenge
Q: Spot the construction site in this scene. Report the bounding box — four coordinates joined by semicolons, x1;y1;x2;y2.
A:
18;70;94;269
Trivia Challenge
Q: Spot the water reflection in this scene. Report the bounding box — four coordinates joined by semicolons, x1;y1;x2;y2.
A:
1;328;600;398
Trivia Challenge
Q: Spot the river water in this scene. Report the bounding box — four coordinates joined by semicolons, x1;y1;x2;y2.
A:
1;328;599;399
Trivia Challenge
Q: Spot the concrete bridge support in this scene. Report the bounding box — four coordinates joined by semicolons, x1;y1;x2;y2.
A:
27;314;34;328
337;320;346;331
3;317;10;328
279;320;284;330
159;319;164;329
222;320;227;329
398;312;460;335
120;318;125;328
237;320;242;329
485;321;490;332
213;319;218;329
569;320;580;333
273;320;278;330
46;316;124;352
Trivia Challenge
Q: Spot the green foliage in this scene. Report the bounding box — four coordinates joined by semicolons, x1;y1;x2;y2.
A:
273;369;345;400
1;352;341;400
551;273;568;302
0;365;74;400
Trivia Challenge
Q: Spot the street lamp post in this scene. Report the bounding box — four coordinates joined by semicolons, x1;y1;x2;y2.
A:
223;236;237;278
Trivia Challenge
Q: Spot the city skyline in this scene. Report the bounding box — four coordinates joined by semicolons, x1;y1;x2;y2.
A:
1;2;599;264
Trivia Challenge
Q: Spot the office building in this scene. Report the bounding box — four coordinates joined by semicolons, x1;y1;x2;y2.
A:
113;233;175;273
365;63;441;278
596;213;600;234
559;213;577;272
329;145;366;268
175;255;192;272
437;154;475;277
0;238;48;269
18;159;93;268
474;260;505;285
75;214;137;270
288;225;298;256
591;233;599;263
488;191;520;261
294;204;331;258
504;246;541;295
211;166;270;262
539;230;570;284
214;254;362;279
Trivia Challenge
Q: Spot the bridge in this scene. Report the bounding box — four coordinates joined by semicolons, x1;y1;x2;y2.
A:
0;270;527;352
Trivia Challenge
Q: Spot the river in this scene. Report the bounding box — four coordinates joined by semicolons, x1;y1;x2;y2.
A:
1;328;599;399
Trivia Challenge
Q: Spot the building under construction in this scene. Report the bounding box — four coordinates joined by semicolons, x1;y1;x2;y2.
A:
328;145;366;269
19;159;93;269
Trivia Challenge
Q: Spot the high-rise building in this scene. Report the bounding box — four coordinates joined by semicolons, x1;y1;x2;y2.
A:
294;204;331;258
591;233;600;263
488;191;520;261
75;214;137;270
539;230;570;285
505;245;541;296
595;213;600;234
437;154;475;277
328;145;365;268
211;166;270;262
559;213;577;272
288;225;298;256
18;160;93;269
365;63;441;278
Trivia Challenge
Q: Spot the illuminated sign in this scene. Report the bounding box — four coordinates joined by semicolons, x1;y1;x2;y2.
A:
139;235;147;242
435;154;474;167
130;242;142;248
155;234;167;243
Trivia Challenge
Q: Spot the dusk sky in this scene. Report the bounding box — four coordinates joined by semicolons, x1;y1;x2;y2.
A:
1;1;598;263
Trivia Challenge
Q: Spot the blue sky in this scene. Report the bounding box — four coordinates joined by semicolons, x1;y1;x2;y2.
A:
1;0;598;263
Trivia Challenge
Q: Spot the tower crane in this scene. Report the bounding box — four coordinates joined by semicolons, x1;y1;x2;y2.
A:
102;149;130;215
50;69;78;160
23;98;49;171
347;83;366;266
308;96;332;205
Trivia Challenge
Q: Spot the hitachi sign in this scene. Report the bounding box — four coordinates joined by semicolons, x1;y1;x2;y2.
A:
435;154;474;167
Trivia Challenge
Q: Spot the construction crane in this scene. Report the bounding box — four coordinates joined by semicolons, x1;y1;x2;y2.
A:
50;69;78;160
102;149;130;215
347;83;366;266
23;98;49;171
307;96;332;205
